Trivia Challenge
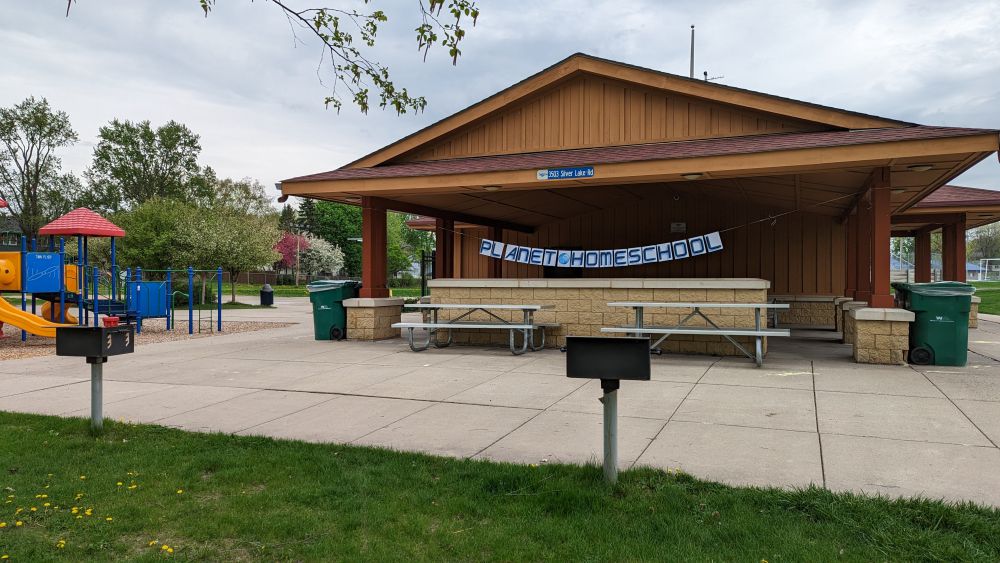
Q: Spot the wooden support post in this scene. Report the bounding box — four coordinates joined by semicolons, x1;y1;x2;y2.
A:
435;218;455;279
942;215;967;282
360;196;389;298
488;226;503;278
854;191;873;303
914;229;932;283
869;168;894;308
845;212;857;297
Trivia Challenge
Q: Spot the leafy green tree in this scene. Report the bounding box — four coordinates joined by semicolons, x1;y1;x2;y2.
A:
206;177;273;215
85;119;214;211
311;202;362;277
278;204;297;233
298;199;320;235
113;198;200;270
184;208;281;302
0;96;78;239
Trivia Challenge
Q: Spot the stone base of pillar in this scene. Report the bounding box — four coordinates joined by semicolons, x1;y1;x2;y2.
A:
970;296;981;329
833;297;853;333
343;297;404;341
848;308;914;365
840;301;868;344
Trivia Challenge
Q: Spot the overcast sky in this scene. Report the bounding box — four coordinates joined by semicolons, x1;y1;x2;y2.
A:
2;0;999;203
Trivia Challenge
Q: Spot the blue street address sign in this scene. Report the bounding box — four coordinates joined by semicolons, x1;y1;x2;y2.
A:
536;166;595;181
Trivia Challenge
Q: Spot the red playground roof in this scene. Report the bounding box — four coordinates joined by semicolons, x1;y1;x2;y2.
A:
39;208;125;237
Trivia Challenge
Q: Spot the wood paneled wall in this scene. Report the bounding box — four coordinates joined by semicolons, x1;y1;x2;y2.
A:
399;75;828;162
456;190;846;296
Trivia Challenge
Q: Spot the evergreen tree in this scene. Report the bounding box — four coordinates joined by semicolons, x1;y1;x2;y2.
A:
278;204;297;233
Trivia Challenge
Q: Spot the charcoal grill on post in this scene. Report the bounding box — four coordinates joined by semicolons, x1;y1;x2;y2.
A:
565;336;651;484
56;325;135;432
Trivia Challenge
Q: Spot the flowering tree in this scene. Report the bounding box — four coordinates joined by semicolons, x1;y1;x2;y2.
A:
300;235;345;277
183;208;281;302
274;232;310;270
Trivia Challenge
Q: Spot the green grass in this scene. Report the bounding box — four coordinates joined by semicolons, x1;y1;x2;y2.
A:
2;413;999;561
222;283;309;297
390;287;422;298
970;281;1000;315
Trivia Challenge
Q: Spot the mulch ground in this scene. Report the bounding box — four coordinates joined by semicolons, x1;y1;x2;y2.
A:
0;318;295;361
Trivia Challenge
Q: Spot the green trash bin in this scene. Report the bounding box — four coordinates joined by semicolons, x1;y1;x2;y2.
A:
307;280;360;341
892;281;976;366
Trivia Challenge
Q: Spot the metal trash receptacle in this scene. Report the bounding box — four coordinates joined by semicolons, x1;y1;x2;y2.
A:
307;280;360;340
892;281;975;366
260;283;274;306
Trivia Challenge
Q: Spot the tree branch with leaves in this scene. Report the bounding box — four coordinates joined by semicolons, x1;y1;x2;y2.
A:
66;0;479;114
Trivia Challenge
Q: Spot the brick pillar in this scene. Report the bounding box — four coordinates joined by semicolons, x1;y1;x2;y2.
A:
869;169;893;308
488;226;503;278
360;196;389;298
435;218;455;279
914;229;932;283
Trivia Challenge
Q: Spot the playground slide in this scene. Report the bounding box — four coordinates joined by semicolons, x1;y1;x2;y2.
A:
0;298;74;338
40;300;78;324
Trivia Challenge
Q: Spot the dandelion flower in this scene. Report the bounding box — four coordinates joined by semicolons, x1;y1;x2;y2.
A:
176;489;183;494
116;482;123;486
1;554;8;559
149;540;158;546
105;517;113;522
14;521;22;527
0;522;6;528
167;547;174;554
56;539;66;549
29;507;37;512
128;485;137;490
43;503;50;508
161;544;170;551
79;476;86;480
84;509;93;516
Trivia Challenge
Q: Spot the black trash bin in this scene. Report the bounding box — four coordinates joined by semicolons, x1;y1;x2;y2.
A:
260;283;274;306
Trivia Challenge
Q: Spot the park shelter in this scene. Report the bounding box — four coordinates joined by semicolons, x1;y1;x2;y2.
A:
280;53;1000;359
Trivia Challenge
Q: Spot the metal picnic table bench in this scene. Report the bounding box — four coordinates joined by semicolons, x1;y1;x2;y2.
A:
599;301;791;366
392;303;555;355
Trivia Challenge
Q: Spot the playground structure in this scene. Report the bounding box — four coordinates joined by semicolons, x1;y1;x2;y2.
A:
0;207;225;340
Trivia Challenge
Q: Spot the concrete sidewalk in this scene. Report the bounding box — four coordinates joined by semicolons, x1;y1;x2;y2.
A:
1;301;999;507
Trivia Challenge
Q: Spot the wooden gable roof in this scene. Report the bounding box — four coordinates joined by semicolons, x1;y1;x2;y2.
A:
347;53;911;169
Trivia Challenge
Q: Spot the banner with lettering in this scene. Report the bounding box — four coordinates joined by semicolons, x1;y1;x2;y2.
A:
478;232;724;268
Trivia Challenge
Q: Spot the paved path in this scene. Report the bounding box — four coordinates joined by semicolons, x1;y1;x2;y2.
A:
2;298;999;507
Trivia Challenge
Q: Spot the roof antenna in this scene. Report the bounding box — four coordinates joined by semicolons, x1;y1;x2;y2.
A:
689;25;695;79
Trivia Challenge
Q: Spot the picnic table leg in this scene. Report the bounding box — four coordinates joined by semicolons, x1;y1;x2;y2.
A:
754;308;763;367
433;328;453;349
509;329;529;355
407;327;432;352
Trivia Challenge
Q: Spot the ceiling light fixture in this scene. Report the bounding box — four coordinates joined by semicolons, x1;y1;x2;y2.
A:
906;164;933;172
483;185;501;192
681;173;705;180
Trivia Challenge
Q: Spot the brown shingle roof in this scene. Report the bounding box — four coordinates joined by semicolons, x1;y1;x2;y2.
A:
915;185;1000;207
284;126;996;183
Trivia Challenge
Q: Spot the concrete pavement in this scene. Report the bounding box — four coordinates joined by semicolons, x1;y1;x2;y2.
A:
2;297;999;507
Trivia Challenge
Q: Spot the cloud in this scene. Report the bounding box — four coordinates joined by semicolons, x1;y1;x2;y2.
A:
1;0;998;200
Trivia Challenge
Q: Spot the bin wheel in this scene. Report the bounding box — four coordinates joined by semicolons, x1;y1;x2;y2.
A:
330;327;345;341
910;346;933;365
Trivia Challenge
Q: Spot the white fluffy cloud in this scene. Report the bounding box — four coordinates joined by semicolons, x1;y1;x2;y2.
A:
1;0;998;199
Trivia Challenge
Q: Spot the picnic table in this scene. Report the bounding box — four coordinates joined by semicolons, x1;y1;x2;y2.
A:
600;301;791;366
392;303;555;355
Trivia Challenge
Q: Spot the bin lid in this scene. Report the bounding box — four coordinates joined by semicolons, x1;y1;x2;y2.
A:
892;281;976;296
306;280;360;292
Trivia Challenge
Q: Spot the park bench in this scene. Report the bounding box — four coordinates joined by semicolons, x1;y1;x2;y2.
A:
600;302;791;367
393;303;556;355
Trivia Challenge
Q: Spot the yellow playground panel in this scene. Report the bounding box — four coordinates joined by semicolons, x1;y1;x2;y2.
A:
0;251;21;292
